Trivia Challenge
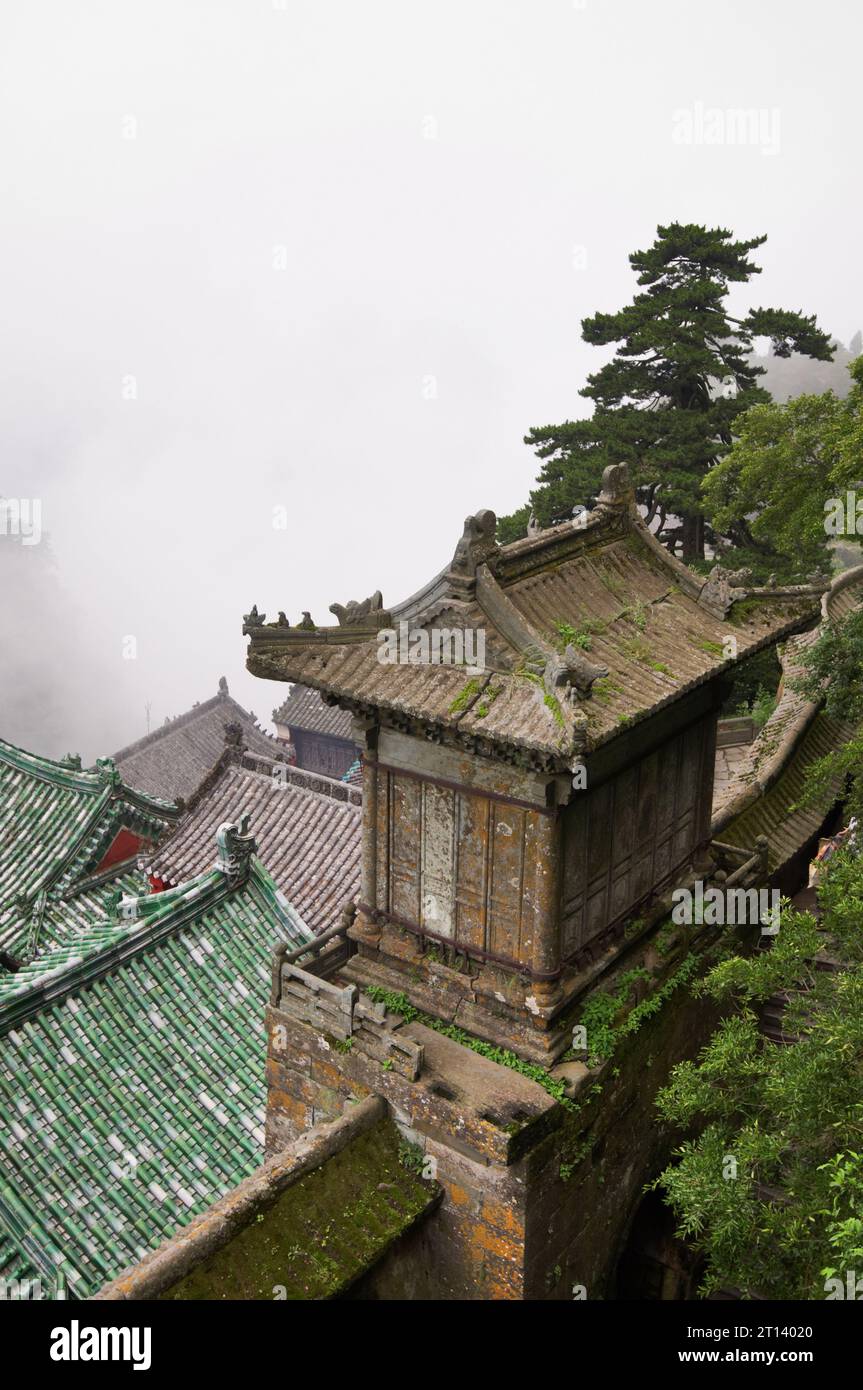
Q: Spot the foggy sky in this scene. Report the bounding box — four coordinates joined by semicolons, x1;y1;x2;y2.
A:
1;0;860;763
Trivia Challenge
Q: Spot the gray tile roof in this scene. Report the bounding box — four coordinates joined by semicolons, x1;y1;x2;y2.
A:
113;681;279;803
246;470;827;769
150;752;361;936
272;683;355;741
713;565;863;873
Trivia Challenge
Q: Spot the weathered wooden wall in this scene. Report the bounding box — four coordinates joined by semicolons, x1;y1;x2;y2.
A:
291;730;357;780
362;730;560;978
562;711;717;959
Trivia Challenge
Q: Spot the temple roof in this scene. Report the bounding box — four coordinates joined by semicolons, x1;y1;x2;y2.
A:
0;737;179;962
272;683;355;741
714;564;863;874
149;750;361;936
0;820;312;1298
113;678;278;803
245;465;826;771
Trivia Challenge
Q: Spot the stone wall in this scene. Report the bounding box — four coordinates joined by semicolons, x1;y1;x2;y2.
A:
265;946;725;1300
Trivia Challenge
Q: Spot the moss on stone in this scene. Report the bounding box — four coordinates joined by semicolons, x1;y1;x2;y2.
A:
448;678;483;716
543;692;566;730
158;1120;438;1301
727;597;774;627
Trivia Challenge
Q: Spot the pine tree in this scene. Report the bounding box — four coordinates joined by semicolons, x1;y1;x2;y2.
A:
505;224;833;560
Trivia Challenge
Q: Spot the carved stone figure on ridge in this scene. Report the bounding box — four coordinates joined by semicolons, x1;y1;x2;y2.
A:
449;509;500;579
544;644;610;703
215;813;256;883
699;565;750;617
597;461;634;505
243;605;265;630
329;591;387;626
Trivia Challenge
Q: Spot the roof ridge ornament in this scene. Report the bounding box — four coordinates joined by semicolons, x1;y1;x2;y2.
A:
544;644;610;704
223;720;245;752
699;565;751;618
596;461;635;508
94;757;122;787
445;509;500;598
243;605;266;631
329;590;390;627
215;813;256;884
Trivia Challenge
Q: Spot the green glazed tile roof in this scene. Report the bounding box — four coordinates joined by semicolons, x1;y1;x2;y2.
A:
0;1227;39;1294
23;869;145;959
0;837;313;1298
0;736;178;961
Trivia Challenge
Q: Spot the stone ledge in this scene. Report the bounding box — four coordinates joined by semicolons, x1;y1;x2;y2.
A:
268;1007;559;1165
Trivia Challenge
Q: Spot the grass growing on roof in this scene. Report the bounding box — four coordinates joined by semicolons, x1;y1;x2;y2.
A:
448;677;483;715
591;676;623;706
543;692;566;730
620;635;674;676
474;683;503;719
552;619;606;652
567;955;700;1067
365;986;576;1111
